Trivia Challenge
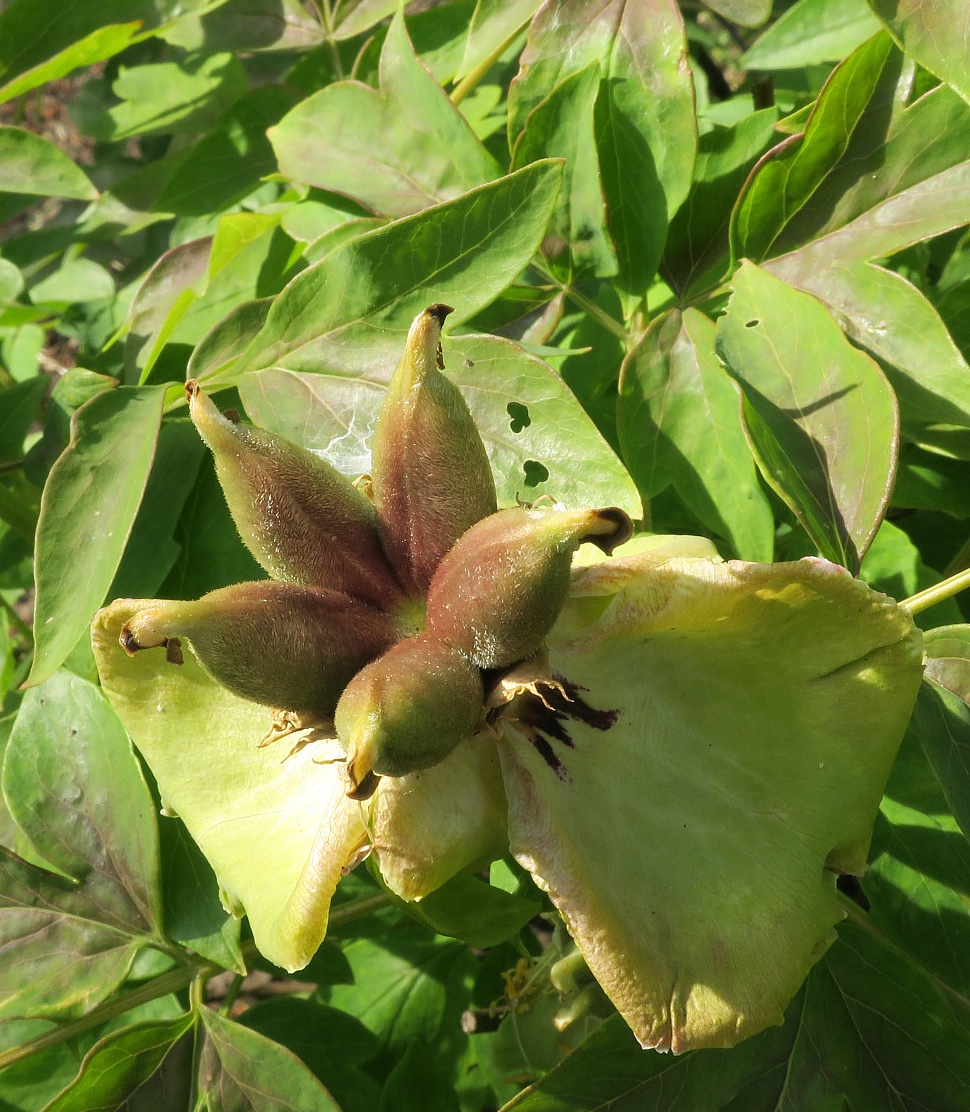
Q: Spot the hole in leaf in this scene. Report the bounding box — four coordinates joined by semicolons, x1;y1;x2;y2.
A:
523;460;549;487
744;318;760;328
507;402;531;433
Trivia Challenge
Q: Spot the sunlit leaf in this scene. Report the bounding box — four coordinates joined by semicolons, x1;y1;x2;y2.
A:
234;161;564;382
0;674;163;1020
199;1008;342;1110
270;11;500;218
716;261;898;572
731;32;894;263
0;127;97;200
869;0;970;105
28;386;164;688
41;1014;195;1111
742;0;880;69
508;0;695;298
618;307;773;560
238;332;642;518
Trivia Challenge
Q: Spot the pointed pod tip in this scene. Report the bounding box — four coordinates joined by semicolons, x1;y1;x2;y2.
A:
426;303;454;325
346;768;381;801
185;378;201;400
587;508;634;554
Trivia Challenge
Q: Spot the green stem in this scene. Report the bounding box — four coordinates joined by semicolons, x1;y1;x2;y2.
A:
0;458;25;476
901;565;970;615
532;260;630;343
450;22;526;106
0;891;391;1073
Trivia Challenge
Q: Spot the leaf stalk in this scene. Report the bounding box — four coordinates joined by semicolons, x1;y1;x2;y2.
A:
901;566;970;615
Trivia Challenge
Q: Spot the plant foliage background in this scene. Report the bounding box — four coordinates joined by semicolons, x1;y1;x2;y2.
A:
2;0;970;1107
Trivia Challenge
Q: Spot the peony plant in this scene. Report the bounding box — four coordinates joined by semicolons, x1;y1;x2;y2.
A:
93;306;923;1054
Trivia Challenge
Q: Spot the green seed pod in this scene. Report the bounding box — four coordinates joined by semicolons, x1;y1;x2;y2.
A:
371;305;497;595
426;506;632;668
335;633;484;800
120;581;396;721
186;381;403;610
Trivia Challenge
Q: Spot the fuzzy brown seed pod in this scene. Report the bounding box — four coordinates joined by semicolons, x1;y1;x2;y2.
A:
425;505;633;668
186;381;404;610
334;632;484;799
371;306;497;595
120;581;397;721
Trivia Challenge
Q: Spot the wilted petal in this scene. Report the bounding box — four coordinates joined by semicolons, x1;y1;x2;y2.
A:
366;733;508;902
120;581;396;722
371;306;497;595
497;556;923;1052
187;381;403;608
94;599;367;972
426;505;632;668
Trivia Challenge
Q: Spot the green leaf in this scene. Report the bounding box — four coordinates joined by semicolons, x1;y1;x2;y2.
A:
187;297;273;385
109;420;207;601
869;0;970;105
511;62;617;277
238;331;642;518
81;52;249;142
41;1014;195;1112
198;1007;342;1110
270;11;500;218
715;260;898;572
29;258;115;307
749;66;970;263
234;161;564;381
380;1039;461;1112
454;0;543;83
0;0;228;85
406;872;540;948
28;386;165;688
742;0;881;69
239;998;382;1112
0;674;162;1020
0;257;23;303
864;729;970;996
156;455;265;600
617;308;774;560
23;368;117;488
662;106;779;296
0;376;47;462
159;818;244;973
0;1017;81;1110
703;0;772;27
325;931;464;1052
332;0;398;39
124;238;213;384
508;0;696;298
499;545;922;1050
501;923;970;1110
161;0;325;53
0;22;141;106
158;86;299;217
731;32;894;262
765;257;970;439
0;127;97;201
915;625;970;840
